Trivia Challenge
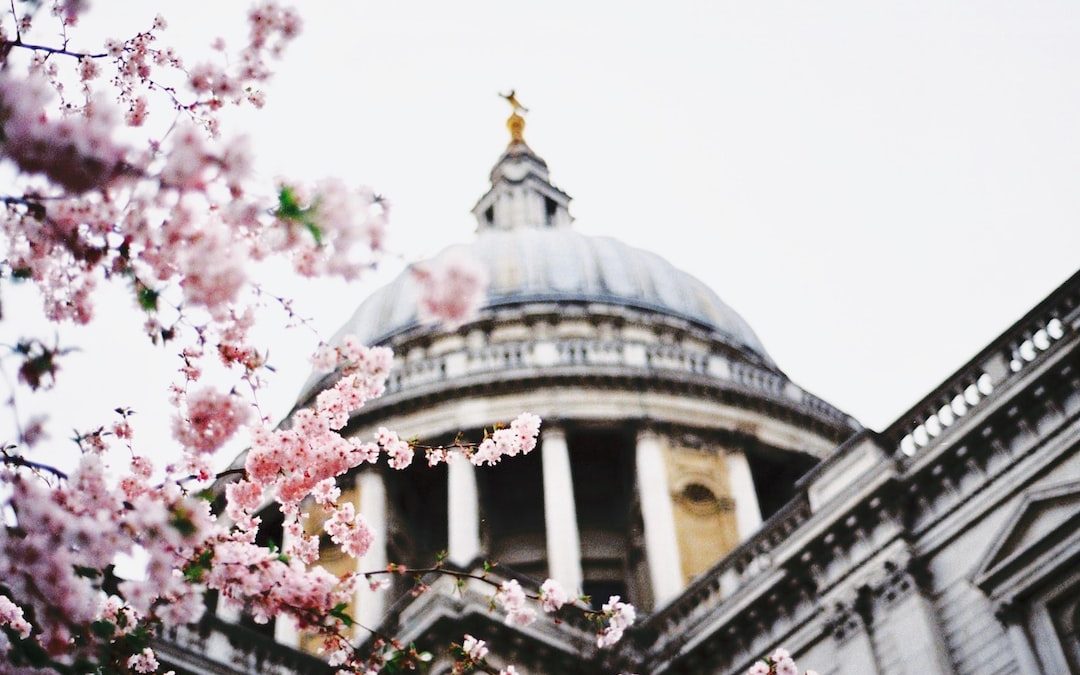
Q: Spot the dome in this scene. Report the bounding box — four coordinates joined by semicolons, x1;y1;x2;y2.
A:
332;227;772;363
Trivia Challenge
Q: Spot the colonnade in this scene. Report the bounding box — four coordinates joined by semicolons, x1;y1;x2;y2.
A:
246;426;766;638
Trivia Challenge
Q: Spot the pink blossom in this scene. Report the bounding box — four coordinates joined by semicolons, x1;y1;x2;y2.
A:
495;579;536;627
311;478;341;506
225;479;263;523
0;73;129;191
78;58;100;81
311;343;338;372
412;254;488;326
426;447;449;466
0;595;32;640
130;455;153;478
596;595;636;648
540;578;569;613
127;648;159;673
470;413;542;466
173;387;248;453
324;503;374;558
774;658;798;675
462;633;489;661
377;427;413;470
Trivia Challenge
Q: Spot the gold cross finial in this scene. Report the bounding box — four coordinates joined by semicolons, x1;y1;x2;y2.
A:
499;90;528;144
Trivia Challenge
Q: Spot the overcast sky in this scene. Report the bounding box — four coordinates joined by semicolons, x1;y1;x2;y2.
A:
5;1;1080;472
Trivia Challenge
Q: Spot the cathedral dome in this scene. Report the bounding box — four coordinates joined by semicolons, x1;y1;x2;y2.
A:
334;228;772;363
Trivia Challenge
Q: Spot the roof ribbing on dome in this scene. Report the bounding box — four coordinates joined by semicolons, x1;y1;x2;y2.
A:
328;228;773;363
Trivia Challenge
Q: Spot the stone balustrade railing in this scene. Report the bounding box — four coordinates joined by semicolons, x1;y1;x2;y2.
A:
381;337;852;426
642;493;814;653
157;616;333;674
886;270;1080;462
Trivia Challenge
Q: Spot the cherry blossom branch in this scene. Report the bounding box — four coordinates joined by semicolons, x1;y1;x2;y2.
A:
0;449;68;480
3;37;107;59
8;0;20;42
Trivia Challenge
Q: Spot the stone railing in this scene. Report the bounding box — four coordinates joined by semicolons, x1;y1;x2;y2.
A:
156;616;333;674
730;361;786;397
374;562;598;652
381;337;852;427
642;493;814;655
885;270;1080;463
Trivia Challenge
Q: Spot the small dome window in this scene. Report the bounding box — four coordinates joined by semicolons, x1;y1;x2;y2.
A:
683;483;717;504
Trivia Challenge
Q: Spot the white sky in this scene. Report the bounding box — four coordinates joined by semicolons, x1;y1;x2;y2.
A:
4;1;1080;472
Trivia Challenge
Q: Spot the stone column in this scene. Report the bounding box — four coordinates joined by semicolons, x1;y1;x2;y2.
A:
448;453;481;567
635;429;684;606
883;584;953;673
216;595;241;623
273;514;300;646
541;427;583;592
725;449;763;541
996;601;1045;675
354;470;388;635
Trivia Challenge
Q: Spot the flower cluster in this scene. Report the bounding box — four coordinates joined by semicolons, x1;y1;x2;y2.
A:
0;460;212;665
173;386;249;454
324;502;374;558
748;648;819;675
239;339;392;510
126;648;159;673
539;578;569;613
205;540;345;627
462;634;488;661
495;579;537;627
0;73;129;192
469;412;542;466
452;634;520;675
0;595;32;653
412;254;489;326
597;595;637;648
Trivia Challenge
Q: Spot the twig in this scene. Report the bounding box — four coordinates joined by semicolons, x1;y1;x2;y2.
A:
0;451;69;480
7;38;107;59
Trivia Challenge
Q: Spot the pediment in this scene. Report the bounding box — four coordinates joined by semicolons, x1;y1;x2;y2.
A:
974;479;1080;592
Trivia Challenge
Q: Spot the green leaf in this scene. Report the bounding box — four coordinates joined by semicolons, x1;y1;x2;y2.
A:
303;219;323;246
329;602;354;627
276;186;304;220
90;620;114;639
183;548;213;582
135;281;158;312
169;512;196;537
275;185;323;245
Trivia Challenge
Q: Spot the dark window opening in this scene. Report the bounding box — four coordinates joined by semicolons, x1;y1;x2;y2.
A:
583;579;628;610
568;428;639;605
478;448;546;580
745;442;816;519
387;461;448;567
544;197;558;226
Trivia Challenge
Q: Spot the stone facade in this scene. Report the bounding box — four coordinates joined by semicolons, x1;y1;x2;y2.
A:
157;122;1080;675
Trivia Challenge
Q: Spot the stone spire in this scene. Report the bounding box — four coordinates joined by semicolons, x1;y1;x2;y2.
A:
472;93;572;232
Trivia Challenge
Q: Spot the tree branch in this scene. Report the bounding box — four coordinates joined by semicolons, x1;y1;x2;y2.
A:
0;451;69;480
6;38;107;59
